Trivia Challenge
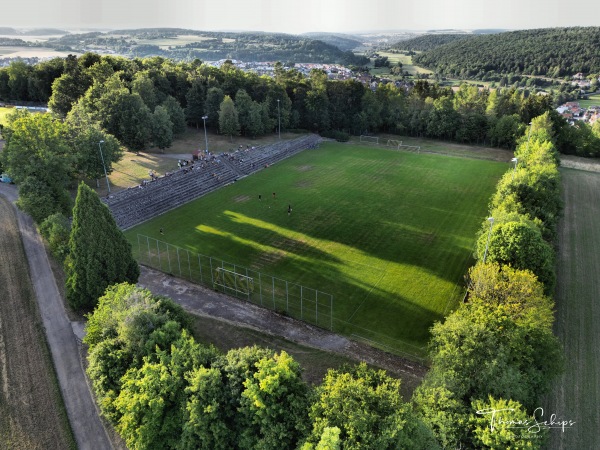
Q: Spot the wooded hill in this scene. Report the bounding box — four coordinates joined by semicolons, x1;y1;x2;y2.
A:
43;28;369;65
412;27;600;80
300;32;363;51
391;33;473;52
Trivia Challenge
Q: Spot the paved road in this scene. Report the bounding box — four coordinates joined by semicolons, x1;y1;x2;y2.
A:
0;183;112;450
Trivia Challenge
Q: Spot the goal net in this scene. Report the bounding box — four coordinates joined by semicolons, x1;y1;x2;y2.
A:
214;267;254;296
386;139;403;148
360;135;379;144
398;144;421;153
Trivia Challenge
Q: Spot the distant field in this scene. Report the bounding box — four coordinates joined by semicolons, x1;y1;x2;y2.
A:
135;35;216;47
377;51;433;76
0;46;75;58
545;168;600;450
578;93;600;108
126;142;506;356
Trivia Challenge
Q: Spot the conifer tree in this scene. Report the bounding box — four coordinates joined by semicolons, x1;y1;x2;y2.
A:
65;183;139;310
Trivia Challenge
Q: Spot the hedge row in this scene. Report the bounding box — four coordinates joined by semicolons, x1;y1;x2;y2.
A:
411;111;564;449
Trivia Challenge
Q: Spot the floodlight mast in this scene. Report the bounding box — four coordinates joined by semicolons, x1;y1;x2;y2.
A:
511;157;518;181
483;217;494;263
277;99;281;140
202;115;209;152
98;140;111;194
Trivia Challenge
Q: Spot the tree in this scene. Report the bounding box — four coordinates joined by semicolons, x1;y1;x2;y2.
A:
39;212;71;262
85;283;192;420
180;366;232;450
218;95;240;141
467;262;554;329
306;363;435;449
185;78;206;128
162;95;187;136
65;183;139;310
113;330;219;450
0;112;74;222
470;397;546;449
48;71;91;117
65;122;123;183
132;71;158;111
476;221;555;292
205;87;224;128
238;351;309;449
151;105;174;151
235;89;254;135
17;176;71;224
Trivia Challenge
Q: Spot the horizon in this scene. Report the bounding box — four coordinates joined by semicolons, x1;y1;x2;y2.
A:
1;0;597;35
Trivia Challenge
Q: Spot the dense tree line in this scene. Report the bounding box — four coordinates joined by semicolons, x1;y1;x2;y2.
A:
2;52;599;156
413;27;600;81
412;113;564;448
85;282;438;450
392;33;474;52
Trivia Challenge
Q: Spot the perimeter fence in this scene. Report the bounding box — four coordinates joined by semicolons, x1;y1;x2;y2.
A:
136;234;333;330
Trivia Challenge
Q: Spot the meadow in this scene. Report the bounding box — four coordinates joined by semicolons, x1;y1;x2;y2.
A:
546;168;600;450
578;93;600;108
125;142;507;356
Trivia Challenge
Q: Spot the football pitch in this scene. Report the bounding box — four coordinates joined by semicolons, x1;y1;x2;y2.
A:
125;142;507;357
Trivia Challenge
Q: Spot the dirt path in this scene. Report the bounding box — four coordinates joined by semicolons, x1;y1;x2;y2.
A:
0;183;113;450
138;266;428;381
545;168;600;449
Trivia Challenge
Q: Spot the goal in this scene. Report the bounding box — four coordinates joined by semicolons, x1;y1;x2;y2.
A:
386;139;403;149
214;267;254;297
398;144;421;153
360;135;379;145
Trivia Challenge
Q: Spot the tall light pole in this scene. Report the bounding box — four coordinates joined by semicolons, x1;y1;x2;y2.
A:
202;115;209;153
277;99;281;140
483;217;494;263
98;140;110;194
526;121;533;153
511;157;518;181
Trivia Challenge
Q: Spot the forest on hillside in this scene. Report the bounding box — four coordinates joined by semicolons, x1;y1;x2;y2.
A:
391;33;474;52
412;27;600;80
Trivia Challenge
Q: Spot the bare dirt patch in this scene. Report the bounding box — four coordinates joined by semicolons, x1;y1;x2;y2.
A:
295;165;314;172
295;179;313;188
0;197;75;449
233;194;251;203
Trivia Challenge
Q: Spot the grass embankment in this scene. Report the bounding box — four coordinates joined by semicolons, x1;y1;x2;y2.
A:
92;128;305;197
545;168;600;450
126;142;506;356
0;196;76;449
187;314;420;397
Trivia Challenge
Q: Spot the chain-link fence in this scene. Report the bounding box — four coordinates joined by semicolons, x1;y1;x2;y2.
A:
136;234;333;330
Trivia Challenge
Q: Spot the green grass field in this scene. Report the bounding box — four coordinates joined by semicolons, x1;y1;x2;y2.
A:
545;168;600;450
578;93;600;108
126;142;506;356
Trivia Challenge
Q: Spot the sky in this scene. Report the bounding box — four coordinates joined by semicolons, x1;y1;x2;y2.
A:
2;0;598;34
